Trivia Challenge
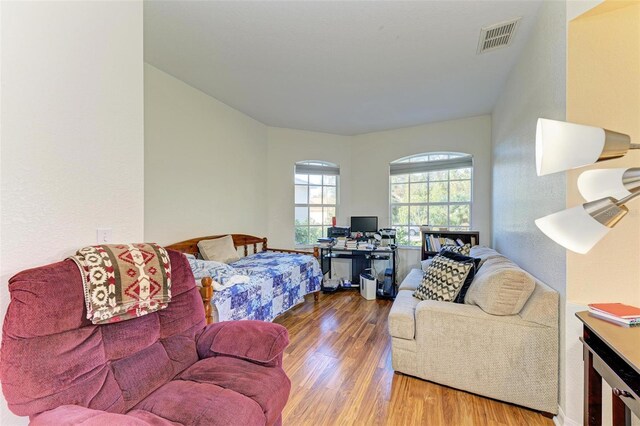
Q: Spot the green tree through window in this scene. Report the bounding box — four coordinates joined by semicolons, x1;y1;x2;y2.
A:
390;153;472;247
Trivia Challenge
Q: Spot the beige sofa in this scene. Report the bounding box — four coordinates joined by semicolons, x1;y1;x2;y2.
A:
388;246;558;414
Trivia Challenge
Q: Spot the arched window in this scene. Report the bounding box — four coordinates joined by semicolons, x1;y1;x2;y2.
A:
294;161;339;246
390;152;473;246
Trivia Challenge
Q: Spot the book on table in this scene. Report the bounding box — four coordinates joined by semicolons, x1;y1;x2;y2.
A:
588;303;640;326
588;303;640;318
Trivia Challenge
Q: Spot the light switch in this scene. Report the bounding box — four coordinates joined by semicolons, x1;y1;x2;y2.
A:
96;228;113;244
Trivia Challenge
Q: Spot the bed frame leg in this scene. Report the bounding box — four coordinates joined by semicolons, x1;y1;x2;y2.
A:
314;292;319;301
200;277;214;325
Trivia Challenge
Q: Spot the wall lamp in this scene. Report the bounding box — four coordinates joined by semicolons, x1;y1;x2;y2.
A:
534;118;638;254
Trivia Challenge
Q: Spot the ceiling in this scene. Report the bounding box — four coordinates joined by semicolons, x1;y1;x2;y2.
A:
144;1;543;136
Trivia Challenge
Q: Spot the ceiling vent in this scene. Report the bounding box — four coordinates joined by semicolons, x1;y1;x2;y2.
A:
476;18;521;54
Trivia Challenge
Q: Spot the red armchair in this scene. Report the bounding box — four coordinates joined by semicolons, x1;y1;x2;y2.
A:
1;250;291;425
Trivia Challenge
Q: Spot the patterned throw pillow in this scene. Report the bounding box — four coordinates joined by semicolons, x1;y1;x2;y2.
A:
437;250;481;304
440;243;471;256
414;254;473;302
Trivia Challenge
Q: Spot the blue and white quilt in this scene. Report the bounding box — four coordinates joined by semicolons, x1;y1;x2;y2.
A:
187;252;322;322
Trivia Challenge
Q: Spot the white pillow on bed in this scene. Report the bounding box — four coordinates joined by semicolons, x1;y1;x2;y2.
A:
197;235;240;264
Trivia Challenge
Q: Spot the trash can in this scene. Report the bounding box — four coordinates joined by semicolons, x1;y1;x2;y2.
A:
359;273;377;300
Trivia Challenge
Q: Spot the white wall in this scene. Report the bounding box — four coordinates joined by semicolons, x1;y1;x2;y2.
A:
144;64;269;245
0;2;144;424
491;0;567;416
351;115;493;280
266;127;352;250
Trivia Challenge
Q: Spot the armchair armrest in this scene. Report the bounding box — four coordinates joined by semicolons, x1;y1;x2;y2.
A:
196;320;289;367
30;405;175;426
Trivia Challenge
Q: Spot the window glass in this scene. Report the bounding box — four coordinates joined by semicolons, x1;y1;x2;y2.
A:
294;161;339;246
390;152;472;247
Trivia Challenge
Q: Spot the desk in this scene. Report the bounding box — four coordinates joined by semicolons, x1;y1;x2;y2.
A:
576;311;640;426
319;246;397;299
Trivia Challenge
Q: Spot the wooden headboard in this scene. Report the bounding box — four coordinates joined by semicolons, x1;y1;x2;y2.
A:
165;234;268;257
165;234;319;259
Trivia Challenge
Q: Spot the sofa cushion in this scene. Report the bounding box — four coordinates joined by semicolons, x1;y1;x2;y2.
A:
388;290;421;340
180;356;290;425
465;257;535;315
196;321;289;365
197;235;240;264
399;268;423;291
31;405;180;426
437;251;481;304
414;255;472;302
133;380;265;426
420;258;433;272
469;245;504;268
440;243;471;256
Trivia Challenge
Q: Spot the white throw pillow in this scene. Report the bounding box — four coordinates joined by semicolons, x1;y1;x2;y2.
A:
197;235;240;264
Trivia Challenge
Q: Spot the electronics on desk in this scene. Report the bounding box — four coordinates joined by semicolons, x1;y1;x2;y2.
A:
328;226;350;238
350;216;378;235
379;228;396;238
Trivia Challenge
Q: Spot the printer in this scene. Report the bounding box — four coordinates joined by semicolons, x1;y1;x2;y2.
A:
328;226;351;238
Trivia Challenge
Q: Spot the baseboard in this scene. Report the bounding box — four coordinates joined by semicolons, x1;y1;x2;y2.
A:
554;406;580;426
553;405;563;426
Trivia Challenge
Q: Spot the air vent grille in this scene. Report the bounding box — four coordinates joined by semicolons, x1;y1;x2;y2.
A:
477;18;521;54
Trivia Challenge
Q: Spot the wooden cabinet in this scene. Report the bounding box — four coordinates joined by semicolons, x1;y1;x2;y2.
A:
421;230;479;260
577;311;640;425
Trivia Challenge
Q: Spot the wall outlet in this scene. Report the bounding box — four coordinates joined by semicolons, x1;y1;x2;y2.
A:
96;228;112;244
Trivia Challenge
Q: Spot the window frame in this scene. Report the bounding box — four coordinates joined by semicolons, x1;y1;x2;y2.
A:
389;152;473;248
294;161;340;247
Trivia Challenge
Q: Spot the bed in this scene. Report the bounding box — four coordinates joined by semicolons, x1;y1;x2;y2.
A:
166;234;322;324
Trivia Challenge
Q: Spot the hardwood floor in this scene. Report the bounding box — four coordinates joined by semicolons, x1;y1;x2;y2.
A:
274;291;554;426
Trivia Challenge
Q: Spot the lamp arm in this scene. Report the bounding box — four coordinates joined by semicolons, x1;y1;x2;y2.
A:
630;143;640;150
616;191;640;206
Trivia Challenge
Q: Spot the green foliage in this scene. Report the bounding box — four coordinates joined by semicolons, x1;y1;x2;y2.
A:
295;226;309;245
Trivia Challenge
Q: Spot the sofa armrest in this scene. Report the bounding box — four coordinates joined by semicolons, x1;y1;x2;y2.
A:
196;320;289;366
30;405;175;426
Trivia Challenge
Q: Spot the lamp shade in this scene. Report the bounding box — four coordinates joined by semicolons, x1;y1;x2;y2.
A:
535;205;611;254
577;168;640;202
535;118;633;176
578;169;629;201
535;197;628;254
536;119;606;176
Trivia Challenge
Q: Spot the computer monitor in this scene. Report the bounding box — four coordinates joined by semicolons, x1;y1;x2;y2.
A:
350;216;378;234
